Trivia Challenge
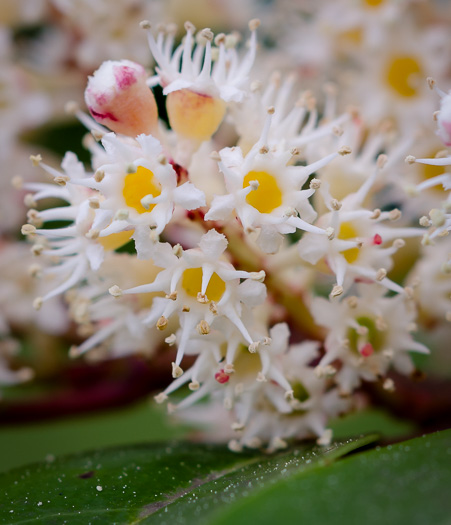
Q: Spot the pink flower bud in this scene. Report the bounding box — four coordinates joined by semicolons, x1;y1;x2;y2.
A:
85;60;158;137
437;92;451;146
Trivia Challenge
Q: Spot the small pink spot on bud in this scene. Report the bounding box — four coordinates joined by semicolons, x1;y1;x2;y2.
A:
373;234;382;245
114;65;137;90
215;369;230;384
360;343;374;357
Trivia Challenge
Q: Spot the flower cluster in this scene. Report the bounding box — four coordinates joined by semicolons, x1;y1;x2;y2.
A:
5;2;451;450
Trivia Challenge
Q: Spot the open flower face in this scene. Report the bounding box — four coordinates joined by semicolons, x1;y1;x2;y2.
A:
298;208;419;294
91;133;205;240
298;154;426;295
345;21;449;130
205;113;341;253
311;288;429;393
114;230;266;373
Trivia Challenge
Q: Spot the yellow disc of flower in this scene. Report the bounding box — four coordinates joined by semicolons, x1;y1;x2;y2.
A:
243;170;283;214
182;268;226;302
123;166;162;214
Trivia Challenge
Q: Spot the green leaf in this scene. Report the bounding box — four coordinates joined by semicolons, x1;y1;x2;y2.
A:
0;401;191;473
208;429;451;525
330;407;416;440
0;435;375;524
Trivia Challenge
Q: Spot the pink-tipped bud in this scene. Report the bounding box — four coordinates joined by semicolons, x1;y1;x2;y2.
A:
437;92;451;146
85;60;158;137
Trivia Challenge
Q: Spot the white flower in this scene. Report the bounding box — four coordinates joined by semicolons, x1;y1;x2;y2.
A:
90;132;206;244
141;20;259;144
408;242;451;324
0;241;68;335
69;253;164;358
154;320;348;450
228;73;349;154
430;83;451;146
311;286;429;394
205;110;341;253
408;153;451;239
51;0;162;68
21;152;109;307
114;229;266;371
340;20;449;131
0;339;33;387
144;19;259;103
298;155;424;294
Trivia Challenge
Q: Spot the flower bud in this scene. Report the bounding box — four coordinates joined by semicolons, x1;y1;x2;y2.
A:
85;60;158;137
166;88;226;141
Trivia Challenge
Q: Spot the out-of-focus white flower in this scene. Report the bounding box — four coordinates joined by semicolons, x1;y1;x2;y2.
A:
51;0;161;68
342;21;449;131
429;82;451;147
408;242;451;324
437;96;451;146
311;286;429;394
68;253;165;359
0;241;69;335
298;154;424;294
407;152;451;239
0;0;47;26
228;74;349;154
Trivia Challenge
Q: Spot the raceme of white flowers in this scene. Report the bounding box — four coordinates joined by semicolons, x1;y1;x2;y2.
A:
17;14;451;452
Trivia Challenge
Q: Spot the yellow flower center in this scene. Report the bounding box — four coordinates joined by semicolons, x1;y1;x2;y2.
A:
181;267;226;302
339;27;363;46
233;344;261;379
243;171;283;214
122;166;162;214
338;221;360;263
385;55;422;98
348;316;384;354
292;381;310;402
98;230;134;251
363;0;385;8
166;89;226;141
